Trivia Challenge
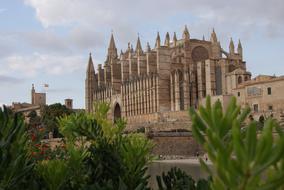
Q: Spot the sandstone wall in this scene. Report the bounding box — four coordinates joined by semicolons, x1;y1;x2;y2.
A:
150;133;202;156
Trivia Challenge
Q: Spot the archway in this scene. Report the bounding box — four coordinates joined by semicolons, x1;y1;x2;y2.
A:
113;103;121;123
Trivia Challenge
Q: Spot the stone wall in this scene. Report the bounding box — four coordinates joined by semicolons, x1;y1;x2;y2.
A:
126;110;191;131
149;132;203;156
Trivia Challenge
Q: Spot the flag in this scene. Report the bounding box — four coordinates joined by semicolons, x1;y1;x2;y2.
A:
44;84;49;88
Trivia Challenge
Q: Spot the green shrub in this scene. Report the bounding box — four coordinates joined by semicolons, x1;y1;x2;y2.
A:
156;167;210;190
189;96;284;190
36;143;88;190
58;102;154;189
0;106;34;189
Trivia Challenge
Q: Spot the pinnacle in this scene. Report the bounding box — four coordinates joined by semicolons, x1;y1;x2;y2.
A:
183;25;190;39
108;33;117;50
135;35;142;52
210;28;218;43
87;53;95;74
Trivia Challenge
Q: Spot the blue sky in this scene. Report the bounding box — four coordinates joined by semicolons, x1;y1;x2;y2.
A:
0;0;284;108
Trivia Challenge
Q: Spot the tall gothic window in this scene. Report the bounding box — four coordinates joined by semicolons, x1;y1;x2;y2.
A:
178;70;185;110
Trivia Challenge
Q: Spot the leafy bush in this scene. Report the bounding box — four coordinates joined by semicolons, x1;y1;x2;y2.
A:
58;102;154;189
189;96;284;190
156;167;210;190
0;106;34;189
36;143;88;190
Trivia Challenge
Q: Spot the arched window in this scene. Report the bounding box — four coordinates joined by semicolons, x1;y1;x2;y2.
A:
114;103;121;123
238;76;242;84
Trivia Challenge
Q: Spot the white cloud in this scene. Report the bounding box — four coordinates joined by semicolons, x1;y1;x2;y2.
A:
24;0;284;40
1;53;87;77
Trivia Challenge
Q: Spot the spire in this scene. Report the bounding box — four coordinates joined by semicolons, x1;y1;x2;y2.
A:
108;33;116;50
173;32;177;47
210;28;217;43
85;53;96;113
155;32;161;48
229;38;235;55
202;35;205;41
238;39;242;50
87;53;95;74
135;35;143;53
128;42;131;50
182;25;190;40
106;33;118;62
164;32;170;47
146;42;151;52
237;39;243;57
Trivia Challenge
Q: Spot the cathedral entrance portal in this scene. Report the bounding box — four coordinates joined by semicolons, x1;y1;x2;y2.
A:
114;103;121;123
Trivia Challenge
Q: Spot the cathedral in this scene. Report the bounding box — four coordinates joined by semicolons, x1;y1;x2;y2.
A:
85;26;251;130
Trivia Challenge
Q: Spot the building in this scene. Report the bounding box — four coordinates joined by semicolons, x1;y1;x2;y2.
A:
31;84;46;106
232;75;284;120
65;98;73;109
10;84;46;122
85;26;255;130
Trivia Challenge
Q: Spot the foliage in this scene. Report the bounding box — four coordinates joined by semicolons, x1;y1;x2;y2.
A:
36;143;88;190
41;103;73;137
121;134;154;189
156;167;210;190
27;110;41;128
58;102;154;189
0;106;34;190
36;159;69;190
189;96;284;190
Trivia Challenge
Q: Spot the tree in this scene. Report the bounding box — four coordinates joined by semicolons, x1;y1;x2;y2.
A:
41;103;73;138
27;110;41;128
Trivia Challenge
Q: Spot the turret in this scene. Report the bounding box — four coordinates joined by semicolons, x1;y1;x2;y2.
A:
127;43;132;57
237;39;243;58
106;33;118;63
87;53;95;75
85;53;96;113
229;38;235;55
173;32;177;47
164;32;170;47
31;84;35;104
146;42;151;52
210;28;218;43
135;35;143;54
131;44;134;53
155;32;161;48
210;29;222;59
182;25;190;40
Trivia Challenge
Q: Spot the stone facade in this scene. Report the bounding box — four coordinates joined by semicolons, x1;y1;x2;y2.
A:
85;26;252;130
31;84;46;106
232;75;284;120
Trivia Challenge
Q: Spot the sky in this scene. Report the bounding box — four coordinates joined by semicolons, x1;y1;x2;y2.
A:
0;0;284;108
